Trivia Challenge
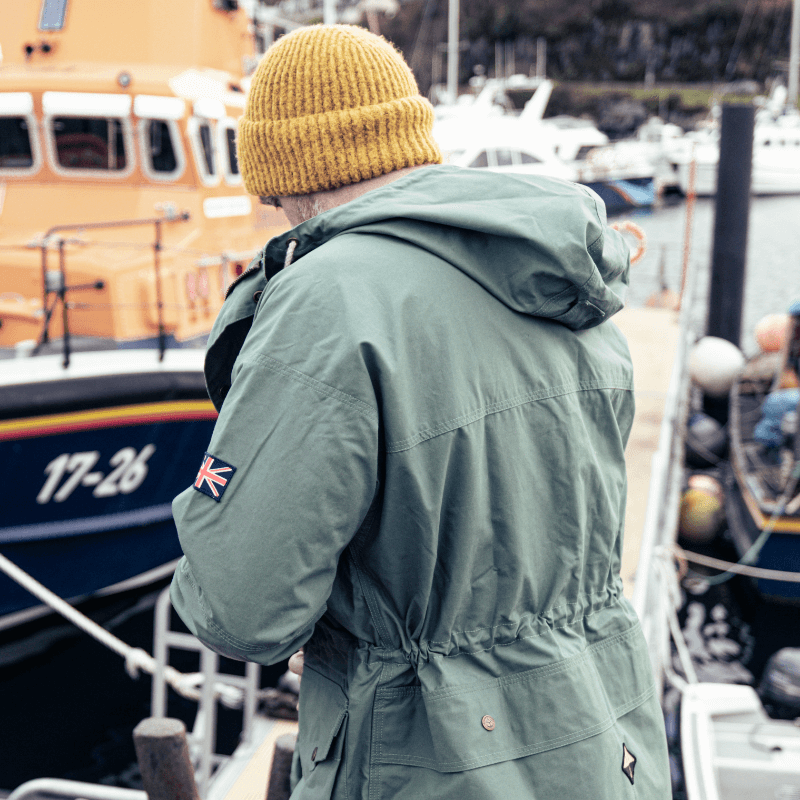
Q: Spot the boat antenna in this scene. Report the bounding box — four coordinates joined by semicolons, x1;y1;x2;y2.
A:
788;0;800;112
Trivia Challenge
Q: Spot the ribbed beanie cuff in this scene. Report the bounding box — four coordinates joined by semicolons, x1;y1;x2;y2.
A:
238;25;442;197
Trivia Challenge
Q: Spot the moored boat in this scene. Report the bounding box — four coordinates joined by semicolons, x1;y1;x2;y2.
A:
433;79;657;213
675;117;800;197
633;286;800;797
0;348;216;630
0;0;288;627
675;85;800;197
725;304;800;602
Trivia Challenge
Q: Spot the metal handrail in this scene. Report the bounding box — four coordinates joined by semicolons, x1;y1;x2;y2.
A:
36;212;190;366
7;778;147;800
152;587;261;798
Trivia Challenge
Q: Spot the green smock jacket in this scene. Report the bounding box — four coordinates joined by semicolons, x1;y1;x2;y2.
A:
171;165;671;800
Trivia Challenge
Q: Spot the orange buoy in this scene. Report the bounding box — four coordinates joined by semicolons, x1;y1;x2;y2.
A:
754;313;790;353
779;369;800;389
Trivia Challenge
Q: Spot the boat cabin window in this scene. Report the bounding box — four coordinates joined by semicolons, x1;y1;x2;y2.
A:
519;151;542;164
225;128;238;174
469;150;489;168
0;117;35;171
199;123;215;174
188;117;220;185
138;118;184;180
39;0;68;30
220;120;242;185
147;120;177;172
495;148;514;167
51;117;127;171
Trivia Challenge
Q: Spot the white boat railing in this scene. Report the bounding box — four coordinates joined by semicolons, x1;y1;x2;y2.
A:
0;551;268;800
7;779;146;800
151;587;263;799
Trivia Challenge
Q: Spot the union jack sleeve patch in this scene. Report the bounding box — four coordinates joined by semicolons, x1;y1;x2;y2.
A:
193;453;236;501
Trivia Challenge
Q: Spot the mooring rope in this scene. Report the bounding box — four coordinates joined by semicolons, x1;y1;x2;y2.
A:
0;551;243;707
679;460;800;586
673;545;800;583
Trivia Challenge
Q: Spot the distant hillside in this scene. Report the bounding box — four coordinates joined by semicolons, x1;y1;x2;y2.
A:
380;0;795;95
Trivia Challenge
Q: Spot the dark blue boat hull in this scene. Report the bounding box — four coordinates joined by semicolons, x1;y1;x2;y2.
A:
583;177;655;213
0;359;216;622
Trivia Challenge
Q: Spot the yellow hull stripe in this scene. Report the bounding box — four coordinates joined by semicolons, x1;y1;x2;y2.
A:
0;399;217;441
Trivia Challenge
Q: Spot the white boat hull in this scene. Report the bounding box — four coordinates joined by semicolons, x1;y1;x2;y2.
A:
681;683;800;800
677;122;800;196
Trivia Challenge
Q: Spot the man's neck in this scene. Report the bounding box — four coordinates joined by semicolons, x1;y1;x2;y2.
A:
280;164;429;226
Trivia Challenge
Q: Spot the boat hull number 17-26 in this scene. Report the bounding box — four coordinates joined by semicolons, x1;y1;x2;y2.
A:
36;446;156;504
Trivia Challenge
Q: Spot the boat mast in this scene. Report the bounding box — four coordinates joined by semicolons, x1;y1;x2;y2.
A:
447;0;459;104
789;0;800;110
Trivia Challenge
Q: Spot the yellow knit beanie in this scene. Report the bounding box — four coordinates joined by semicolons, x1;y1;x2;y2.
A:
237;24;442;197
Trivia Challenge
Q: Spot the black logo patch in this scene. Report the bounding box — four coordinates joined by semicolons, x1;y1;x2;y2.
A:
621;743;636;785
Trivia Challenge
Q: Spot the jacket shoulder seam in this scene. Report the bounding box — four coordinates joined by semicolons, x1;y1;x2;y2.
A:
244;352;378;421
386;379;633;453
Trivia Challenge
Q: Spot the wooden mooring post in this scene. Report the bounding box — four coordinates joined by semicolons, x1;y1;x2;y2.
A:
266;734;296;800
133;718;200;800
133;717;297;800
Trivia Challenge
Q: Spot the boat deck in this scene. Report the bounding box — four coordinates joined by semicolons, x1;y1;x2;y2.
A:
210;717;298;800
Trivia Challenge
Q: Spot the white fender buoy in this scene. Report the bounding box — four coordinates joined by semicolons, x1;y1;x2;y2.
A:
689;336;745;398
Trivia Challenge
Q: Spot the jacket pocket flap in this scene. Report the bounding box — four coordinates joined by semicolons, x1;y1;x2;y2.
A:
374;625;654;773
298;665;348;772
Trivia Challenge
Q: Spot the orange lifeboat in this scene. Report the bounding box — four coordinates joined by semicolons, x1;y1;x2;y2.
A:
0;0;287;630
0;0;287;352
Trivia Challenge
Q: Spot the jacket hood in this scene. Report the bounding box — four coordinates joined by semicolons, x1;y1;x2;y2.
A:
205;165;630;409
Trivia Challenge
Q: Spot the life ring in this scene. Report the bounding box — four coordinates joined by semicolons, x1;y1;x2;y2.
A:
610;220;647;265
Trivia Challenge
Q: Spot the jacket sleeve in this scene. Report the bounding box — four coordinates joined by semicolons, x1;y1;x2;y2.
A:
170;268;380;664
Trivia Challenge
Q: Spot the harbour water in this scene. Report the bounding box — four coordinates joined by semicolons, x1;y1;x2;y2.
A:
1;192;799;793
621;194;800;354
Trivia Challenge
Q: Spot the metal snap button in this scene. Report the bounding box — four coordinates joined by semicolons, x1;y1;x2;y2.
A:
311;747;318;761
481;715;496;731
253;290;262;303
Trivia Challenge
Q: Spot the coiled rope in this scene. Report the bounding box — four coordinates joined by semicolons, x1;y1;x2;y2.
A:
0;551;243;708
